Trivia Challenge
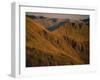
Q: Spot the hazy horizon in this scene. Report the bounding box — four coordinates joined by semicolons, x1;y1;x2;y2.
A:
26;12;89;20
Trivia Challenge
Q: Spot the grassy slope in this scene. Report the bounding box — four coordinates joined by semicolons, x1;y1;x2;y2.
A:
26;17;89;67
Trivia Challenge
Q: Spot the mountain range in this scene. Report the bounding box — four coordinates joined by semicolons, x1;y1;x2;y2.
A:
26;15;89;67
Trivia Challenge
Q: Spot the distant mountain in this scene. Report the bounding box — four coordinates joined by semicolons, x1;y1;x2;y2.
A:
47;22;66;31
81;18;89;25
48;18;57;22
26;16;89;67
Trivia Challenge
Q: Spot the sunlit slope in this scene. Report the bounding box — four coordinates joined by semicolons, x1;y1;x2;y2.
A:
26;17;88;67
52;22;89;64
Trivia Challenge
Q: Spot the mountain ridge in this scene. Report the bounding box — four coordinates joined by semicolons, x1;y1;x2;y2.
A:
26;16;89;67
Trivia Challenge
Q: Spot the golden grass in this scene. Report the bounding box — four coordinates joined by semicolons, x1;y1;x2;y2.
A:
26;16;89;67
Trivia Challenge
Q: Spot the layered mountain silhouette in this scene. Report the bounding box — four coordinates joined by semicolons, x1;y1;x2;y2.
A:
26;15;89;67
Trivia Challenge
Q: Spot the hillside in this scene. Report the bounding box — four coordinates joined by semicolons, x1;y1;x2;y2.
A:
26;16;89;67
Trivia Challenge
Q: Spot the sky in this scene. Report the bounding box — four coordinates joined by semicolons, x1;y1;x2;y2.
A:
26;12;89;20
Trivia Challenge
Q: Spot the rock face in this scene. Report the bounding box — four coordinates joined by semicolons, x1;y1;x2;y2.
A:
26;16;89;67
